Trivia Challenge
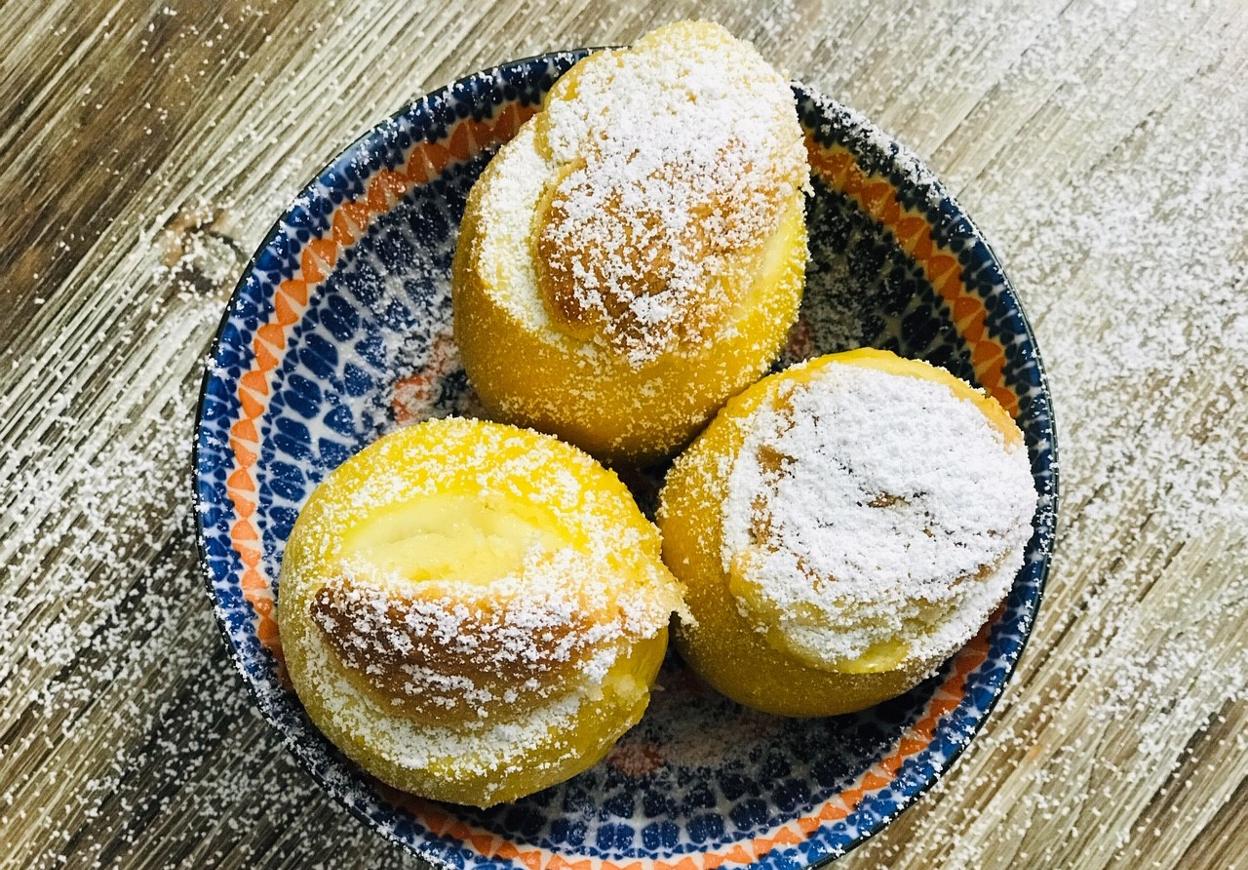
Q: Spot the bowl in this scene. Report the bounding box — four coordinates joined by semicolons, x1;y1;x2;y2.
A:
193;50;1057;868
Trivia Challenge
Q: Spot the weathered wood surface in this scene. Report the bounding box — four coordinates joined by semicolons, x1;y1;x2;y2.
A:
1;1;1246;867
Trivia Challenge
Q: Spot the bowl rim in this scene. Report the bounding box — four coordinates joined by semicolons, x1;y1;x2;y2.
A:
191;48;1059;869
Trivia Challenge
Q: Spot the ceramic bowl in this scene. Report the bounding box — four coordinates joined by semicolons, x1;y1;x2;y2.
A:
194;50;1057;868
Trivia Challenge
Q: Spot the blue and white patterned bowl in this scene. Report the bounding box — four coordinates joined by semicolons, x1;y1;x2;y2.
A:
194;51;1057;869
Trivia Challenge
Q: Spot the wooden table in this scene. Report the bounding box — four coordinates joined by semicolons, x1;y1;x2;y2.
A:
2;1;1246;867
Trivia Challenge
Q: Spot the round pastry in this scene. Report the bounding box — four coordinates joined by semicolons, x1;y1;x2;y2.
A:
453;21;809;463
658;349;1037;717
277;418;685;806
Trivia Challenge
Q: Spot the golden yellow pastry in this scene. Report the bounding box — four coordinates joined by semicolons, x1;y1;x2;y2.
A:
658;349;1037;716
453;21;809;463
277;418;684;806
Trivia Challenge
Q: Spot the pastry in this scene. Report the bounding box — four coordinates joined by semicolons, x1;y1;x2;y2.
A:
452;21;809;463
658;349;1037;716
277;418;684;806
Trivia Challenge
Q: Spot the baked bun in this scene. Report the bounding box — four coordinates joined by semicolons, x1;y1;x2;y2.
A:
658;349;1037;716
277;418;684;806
453;21;809;463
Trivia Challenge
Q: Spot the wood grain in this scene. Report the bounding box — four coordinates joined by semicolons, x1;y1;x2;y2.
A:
2;1;1246;868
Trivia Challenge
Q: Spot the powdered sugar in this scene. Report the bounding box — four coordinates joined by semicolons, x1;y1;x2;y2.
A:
721;361;1036;668
480;22;808;367
470;122;551;324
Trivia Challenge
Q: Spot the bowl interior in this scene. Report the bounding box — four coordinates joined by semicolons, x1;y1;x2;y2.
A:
194;51;1056;870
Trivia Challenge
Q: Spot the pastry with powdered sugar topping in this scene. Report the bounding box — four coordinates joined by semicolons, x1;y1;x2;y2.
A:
659;349;1037;717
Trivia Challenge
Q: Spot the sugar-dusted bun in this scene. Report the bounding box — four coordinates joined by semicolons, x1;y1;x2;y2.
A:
453;21;809;463
659;349;1037;716
278;418;684;806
